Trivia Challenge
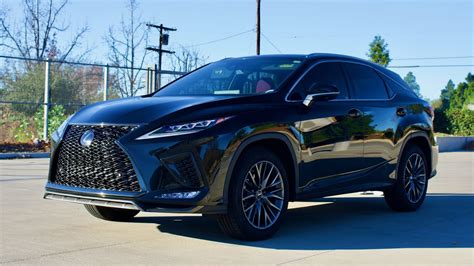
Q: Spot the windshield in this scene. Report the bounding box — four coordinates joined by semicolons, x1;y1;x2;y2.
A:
154;57;303;96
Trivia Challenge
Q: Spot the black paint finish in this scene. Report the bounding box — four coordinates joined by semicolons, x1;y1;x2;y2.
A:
45;53;438;213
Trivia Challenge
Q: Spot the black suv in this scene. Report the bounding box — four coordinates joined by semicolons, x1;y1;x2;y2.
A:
44;53;438;240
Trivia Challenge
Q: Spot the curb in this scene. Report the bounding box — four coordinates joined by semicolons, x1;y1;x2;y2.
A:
0;152;50;159
436;136;474;152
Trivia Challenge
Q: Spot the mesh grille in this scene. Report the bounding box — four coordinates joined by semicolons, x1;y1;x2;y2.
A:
52;125;141;192
175;155;202;188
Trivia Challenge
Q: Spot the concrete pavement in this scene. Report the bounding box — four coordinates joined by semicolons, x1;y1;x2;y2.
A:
1;152;473;264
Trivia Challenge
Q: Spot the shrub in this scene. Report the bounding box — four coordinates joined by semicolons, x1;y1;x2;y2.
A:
433;108;451;134
34;105;67;139
13;117;35;142
446;109;474;136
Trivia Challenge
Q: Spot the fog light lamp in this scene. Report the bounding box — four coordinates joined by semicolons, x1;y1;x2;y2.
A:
156;191;200;199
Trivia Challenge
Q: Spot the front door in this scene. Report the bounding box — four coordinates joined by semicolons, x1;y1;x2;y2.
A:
290;62;366;191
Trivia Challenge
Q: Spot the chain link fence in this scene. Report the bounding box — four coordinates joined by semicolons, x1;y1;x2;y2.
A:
0;55;185;144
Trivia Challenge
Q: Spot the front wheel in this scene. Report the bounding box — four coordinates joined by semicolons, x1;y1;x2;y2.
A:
217;147;289;240
384;145;428;211
84;205;139;221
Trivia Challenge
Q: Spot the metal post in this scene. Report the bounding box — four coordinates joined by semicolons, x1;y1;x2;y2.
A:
158;24;163;90
146;67;150;94
154;64;159;91
43;60;50;140
103;65;109;101
256;0;261;55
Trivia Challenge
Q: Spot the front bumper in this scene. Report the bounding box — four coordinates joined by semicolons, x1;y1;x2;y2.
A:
430;144;439;178
45;123;237;215
44;183;227;214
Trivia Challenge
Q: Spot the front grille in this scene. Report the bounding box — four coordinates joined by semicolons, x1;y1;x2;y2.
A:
52;125;141;192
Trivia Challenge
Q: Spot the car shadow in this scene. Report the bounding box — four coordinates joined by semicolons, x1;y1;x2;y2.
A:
131;193;474;250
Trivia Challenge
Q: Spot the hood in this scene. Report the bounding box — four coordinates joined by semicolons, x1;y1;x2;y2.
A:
70;96;231;125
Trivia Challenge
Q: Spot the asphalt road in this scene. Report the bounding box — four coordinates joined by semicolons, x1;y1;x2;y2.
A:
1;152;473;265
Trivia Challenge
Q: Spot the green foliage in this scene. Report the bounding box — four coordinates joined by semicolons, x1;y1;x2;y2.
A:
440;79;455;110
450;73;473;110
403;72;422;98
445;109;474;136
3;64;45;115
433;108;450;134
367;35;391;67
2;62;103;116
433;73;474;135
13;117;35;142
34;105;67;139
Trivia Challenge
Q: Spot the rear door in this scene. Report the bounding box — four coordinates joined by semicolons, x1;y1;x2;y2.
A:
341;62;398;173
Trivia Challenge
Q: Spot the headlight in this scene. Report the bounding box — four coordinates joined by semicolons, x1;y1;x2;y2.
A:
51;115;73;142
136;117;231;140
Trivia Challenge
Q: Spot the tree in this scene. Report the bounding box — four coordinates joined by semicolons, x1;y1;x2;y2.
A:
403;72;422;98
450;73;474;110
367;35;391;67
105;0;148;97
433;73;474;135
0;0;89;62
440;79;455;109
169;46;207;79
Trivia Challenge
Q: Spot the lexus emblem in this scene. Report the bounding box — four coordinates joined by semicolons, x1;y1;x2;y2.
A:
80;130;94;147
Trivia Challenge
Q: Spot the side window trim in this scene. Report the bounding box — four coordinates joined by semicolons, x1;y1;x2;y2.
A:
337;62;352;99
340;62;356;100
285;59;398;102
375;71;394;98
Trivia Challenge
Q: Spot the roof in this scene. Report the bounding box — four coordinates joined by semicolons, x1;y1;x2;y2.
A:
221;53;403;83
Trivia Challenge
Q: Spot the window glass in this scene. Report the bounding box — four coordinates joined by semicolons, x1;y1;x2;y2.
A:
383;75;416;98
344;63;389;99
154;57;303;96
292;62;349;99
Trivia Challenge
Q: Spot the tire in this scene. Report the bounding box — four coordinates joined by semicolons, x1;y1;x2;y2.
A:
217;147;289;240
84;205;139;221
384;145;428;212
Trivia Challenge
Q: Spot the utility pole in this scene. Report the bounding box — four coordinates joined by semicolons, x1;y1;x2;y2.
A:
146;23;177;90
256;0;261;55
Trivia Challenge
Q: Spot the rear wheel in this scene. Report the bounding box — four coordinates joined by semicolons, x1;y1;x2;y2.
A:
217;147;289;240
384;145;428;211
84;205;139;221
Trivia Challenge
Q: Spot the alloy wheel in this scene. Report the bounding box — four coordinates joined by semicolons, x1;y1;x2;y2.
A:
403;153;426;203
241;160;285;230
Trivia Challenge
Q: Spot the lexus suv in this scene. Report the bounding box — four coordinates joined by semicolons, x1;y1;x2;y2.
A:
44;53;438;240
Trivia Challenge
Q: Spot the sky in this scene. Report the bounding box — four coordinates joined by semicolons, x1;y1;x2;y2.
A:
2;0;473;100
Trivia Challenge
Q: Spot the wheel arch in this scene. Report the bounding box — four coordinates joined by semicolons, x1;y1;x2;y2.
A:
397;131;433;180
223;133;299;203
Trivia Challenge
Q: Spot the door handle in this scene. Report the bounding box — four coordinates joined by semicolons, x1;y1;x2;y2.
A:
348;108;362;118
396;107;407;117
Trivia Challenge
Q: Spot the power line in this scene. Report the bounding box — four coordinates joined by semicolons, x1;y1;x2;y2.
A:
261;32;282;53
0;54;181;73
389;64;474;68
183;29;254;48
393;56;474;61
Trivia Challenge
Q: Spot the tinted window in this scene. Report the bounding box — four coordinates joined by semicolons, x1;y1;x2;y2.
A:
155;57;303;96
383;75;415;98
344;63;389;99
293;62;349;99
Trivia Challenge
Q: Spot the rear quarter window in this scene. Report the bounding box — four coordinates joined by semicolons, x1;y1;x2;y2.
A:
382;75;417;98
343;63;389;100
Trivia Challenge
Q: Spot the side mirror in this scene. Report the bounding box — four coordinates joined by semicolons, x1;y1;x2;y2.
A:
303;84;340;106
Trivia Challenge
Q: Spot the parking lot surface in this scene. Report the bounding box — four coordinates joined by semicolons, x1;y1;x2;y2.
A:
1;152;473;265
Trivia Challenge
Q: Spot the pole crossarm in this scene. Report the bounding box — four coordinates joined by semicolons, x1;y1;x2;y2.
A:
146;23;177;32
145;47;175;54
